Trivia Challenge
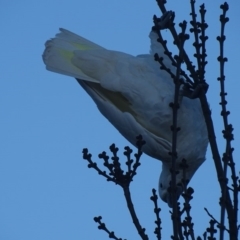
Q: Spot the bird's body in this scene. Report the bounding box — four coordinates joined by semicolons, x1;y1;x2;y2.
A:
43;28;208;205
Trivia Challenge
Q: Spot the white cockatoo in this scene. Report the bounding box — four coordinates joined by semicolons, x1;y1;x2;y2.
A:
42;25;208;206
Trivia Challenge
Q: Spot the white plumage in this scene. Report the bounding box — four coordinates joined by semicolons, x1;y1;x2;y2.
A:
43;28;208;206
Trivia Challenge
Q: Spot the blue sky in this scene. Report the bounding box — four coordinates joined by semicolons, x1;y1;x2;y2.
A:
1;1;240;239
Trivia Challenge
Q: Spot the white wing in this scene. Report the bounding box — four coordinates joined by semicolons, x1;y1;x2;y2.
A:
43;29;176;160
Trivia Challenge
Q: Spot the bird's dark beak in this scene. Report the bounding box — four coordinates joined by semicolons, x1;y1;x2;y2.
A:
166;185;183;208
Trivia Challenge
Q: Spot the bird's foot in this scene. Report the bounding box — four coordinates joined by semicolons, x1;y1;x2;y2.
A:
154;11;175;30
182;81;209;99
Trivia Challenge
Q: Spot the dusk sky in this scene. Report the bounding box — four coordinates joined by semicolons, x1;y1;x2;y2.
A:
1;1;240;239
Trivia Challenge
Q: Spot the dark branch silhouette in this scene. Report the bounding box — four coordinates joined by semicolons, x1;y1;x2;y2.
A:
150;189;162;240
94;216;126;240
83;136;149;240
82;1;239;239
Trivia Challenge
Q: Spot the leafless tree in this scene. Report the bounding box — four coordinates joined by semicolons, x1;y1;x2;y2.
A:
82;1;239;239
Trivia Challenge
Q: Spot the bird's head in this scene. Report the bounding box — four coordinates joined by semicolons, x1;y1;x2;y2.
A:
158;158;205;208
158;165;184;208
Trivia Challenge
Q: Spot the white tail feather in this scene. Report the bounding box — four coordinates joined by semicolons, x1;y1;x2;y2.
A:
43;28;104;82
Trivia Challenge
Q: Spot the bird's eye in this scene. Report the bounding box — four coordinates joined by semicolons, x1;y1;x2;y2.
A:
160;183;163;188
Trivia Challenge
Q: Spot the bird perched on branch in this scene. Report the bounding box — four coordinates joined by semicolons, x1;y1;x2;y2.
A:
42;16;208;207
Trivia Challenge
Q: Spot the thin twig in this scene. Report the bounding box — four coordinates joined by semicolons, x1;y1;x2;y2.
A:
94;216;126;240
179;151;195;240
206;220;217;240
150;189;162;240
204;208;230;233
190;0;202;76
83;136;148;240
83;148;115;182
199;4;208;81
169;20;189;240
123;186;148;240
155;0;198;81
153;15;194;86
217;3;238;239
198;91;234;231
